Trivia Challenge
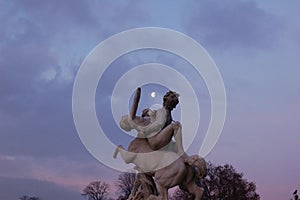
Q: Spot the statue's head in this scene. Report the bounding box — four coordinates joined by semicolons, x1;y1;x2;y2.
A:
163;91;180;111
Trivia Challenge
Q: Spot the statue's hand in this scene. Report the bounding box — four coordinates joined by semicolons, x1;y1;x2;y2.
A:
142;108;150;117
137;127;146;137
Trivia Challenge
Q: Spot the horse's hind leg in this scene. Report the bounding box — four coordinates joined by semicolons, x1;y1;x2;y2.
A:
157;184;168;200
128;174;140;200
146;195;159;200
186;183;204;200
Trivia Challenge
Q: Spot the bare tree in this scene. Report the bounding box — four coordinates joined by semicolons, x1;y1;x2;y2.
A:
115;172;136;199
19;196;40;200
19;196;29;200
82;181;110;200
29;197;40;200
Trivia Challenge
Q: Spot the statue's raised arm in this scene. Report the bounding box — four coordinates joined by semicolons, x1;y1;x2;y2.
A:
130;87;141;120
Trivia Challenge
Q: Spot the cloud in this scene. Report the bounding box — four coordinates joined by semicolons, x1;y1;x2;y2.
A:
0;0;150;159
0;154;119;192
0;176;82;200
182;0;283;49
10;0;97;33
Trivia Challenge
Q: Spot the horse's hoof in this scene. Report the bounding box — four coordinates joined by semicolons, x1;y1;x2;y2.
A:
113;145;121;158
113;149;119;159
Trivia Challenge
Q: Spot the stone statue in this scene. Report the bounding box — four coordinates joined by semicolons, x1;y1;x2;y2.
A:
114;88;207;200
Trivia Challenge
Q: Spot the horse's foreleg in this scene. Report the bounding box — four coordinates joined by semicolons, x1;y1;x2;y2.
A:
186;183;204;200
113;145;136;164
195;187;204;200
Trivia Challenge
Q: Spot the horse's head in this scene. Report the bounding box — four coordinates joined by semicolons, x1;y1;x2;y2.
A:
196;159;207;179
189;155;207;179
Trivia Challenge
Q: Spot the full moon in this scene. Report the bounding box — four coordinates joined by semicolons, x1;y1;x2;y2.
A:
151;92;156;98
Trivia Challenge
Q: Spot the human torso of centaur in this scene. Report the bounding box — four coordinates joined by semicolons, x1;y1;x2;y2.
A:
128;108;172;153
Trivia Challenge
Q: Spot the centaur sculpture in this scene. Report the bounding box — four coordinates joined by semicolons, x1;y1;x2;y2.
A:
114;88;207;200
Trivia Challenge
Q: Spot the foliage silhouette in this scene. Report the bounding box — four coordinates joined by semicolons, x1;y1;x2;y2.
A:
170;162;260;200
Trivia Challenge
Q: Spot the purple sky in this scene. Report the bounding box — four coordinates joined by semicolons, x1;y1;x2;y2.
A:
1;0;300;199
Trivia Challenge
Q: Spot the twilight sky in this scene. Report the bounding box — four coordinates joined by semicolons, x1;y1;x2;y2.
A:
1;0;300;199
